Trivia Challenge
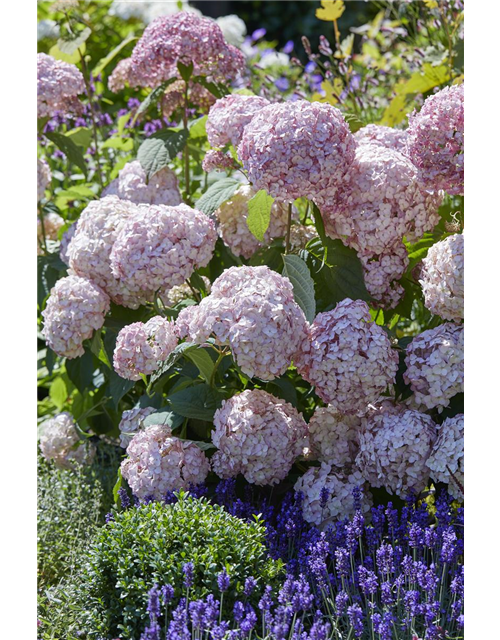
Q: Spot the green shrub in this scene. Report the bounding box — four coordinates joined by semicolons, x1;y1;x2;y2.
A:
75;493;283;639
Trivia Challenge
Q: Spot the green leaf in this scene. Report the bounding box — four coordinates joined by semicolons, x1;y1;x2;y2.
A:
168;384;222;421
93;34;137;76
266;377;298;407
247;190;274;241
192;75;229;99
150;342;198;384
117;112;131;136
184;347;215;384
177;60;194;83
49;376;67;411
311;203;327;243
143;410;184;430
282;254;316;322
49;42;84;64
57;27;92;55
133;78;178;123
195;178;240;216
65;127;92;149
65;349;95;393
137;129;188;179
189;115;207;139
45;131;87;176
108;372;135;409
113;468;123;507
102;136;134;151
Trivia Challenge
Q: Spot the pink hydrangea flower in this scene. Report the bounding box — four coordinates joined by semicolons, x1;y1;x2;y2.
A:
42;275;110;359
118;406;157;449
66;196;153;309
37;212;64;254
59;221;78;266
356;402;437;497
108;57;136;92
40;412;95;469
307;405;361;472
206;94;270;148
354;124;409;154
319;144;442;256
420;233;464;322
238;100;356;204
121;424;210;501
129;12;246;89
359;244;409;309
110;203;217;296
102;161;181;207
37;52;85;118
407;83;464;195
161;79;216;119
211;389;308;486
37;158;51;201
404;323;464;411
113;316;178;381
202;149;236;173
426;414;464;500
175;266;308;380
294;463;372;526
295;299;398;415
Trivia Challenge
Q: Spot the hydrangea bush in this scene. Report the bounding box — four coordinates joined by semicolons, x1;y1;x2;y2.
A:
37;1;464;638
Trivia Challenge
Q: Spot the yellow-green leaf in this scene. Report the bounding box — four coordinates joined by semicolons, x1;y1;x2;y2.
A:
316;0;345;22
49;42;85;64
247;190;274;242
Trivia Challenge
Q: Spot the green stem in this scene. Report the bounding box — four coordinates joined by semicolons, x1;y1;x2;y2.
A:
285;203;293;254
209;348;228;388
39;208;48;254
183;80;191;204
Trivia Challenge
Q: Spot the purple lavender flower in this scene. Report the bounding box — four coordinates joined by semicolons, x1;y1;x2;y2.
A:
347;603;364;638
217;569;230;592
182;562;194;589
252;28;267;41
161;584;174;604
283;40;294;54
244;576;257;596
146;584;161;620
118;487;131;509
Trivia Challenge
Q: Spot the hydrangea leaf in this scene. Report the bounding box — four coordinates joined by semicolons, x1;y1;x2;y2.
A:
167;384;223;421
45;131;88;176
184;347;215;384
142;410;184;430
195;178;240;216
282;254;316;323
247;190;274;241
137;128;188;179
57;27;91;56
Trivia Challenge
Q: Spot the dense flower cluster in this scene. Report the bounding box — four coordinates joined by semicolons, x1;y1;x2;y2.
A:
37;52;85;118
129;12;246;89
359;245;409;309
404;323;464;411
295;299;398;414
42;275;110;359
215;184;289;258
295;463;372;525
37;212;64;254
420;233;464;322
307;405;361;471
202;149;236;173
66;196;152;309
113;316;178;380
110;203;217;297
59;221;78;266
121;424;210;501
356;403;437;497
238;100;356;204
108;57;134;92
39;412;95;469
118;406;156;448
354;123;408;154
206;94;270;148
426;414;464;499
37;158;51;201
211;390;308;486
176;266;308;380
102;161;181;206
407;83;464;195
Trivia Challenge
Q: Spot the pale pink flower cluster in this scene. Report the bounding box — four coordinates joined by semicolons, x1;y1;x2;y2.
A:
404;323;464;411
40;412;95;469
108;57;135;93
37;52;85;118
37;158;51;201
129;12;246;89
166;275;211;306
118;406;156;448
37;213;64;254
206;94;270;148
110;203;217;297
407;83;464;195
161;79;215;119
42;275;110;359
66;196;152;309
420;233;464;322
113;316;178;381
59;221;78;266
202;150;236;173
211;390;308;486
176;266;308;380
307;405;361;472
215;184;289;259
426;414;464;499
238;101;356;204
295;299;398;415
359;245;409;309
356;403;437;497
102;161;181;207
121;424;210;501
294;463;372;526
354;124;408;154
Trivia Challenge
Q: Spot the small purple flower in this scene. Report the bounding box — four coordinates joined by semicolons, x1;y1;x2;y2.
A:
118;487;131;509
146;584;161;620
182;562;194;589
275;77;289;92
319;486;330;509
252;28;267;41
244;576;257;596
305;61;317;73
161;584;174;604
347;603;364;638
217;569;230;592
283;40;294;54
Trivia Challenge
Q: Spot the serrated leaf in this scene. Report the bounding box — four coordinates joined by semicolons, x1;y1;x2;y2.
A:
143;410;184;430
189;115;207;139
195;178;240;216
167;384;222;421
93;34;137;76
184;347;215;384
45;131;87;176
192;441;216;451
137;129;188;178
316;0;345;22
49;376;67;411
282;254;316;322
117;112;131;136
247;190;274;241
65;127;92;149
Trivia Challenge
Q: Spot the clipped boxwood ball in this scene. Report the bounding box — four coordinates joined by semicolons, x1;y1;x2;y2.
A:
75;493;282;638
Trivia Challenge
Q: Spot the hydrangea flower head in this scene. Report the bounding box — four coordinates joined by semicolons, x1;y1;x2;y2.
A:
211;389;308;486
37;52;85;118
407;83;464;195
295;299;398;414
238;100;356;204
206;94;270;148
39;412;95;469
42;275;110;359
121;424;210;501
308;405;361;472
354;124;408;154
102;161;181;207
37;158;51;201
359;244;409;309
426;414;464;500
